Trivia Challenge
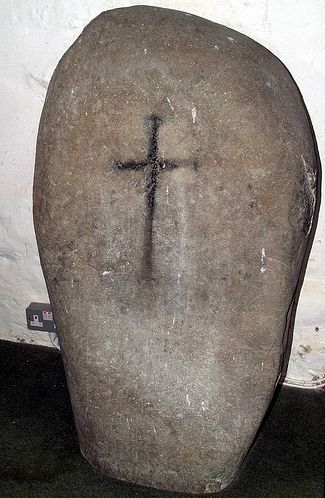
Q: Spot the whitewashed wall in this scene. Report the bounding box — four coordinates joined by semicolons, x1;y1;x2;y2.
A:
0;0;324;386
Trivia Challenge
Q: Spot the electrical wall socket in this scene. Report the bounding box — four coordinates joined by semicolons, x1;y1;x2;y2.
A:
26;303;57;332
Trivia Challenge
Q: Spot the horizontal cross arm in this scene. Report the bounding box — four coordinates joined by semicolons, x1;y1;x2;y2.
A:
114;161;147;171
159;160;179;170
159;159;198;171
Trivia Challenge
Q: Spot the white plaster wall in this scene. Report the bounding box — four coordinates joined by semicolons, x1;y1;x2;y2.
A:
0;0;324;384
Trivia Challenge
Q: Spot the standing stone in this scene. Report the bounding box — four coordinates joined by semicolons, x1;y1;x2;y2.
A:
33;6;320;494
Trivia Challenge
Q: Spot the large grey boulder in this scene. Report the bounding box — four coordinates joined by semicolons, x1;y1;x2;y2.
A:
33;6;320;494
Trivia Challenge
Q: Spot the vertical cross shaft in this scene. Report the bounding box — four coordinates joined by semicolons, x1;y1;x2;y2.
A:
145;115;162;219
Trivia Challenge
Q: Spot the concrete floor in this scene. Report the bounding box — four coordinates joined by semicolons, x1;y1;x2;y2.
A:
0;340;323;498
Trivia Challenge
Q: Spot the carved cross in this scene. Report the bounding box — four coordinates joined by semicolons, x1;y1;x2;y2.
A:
114;115;197;280
114;115;181;218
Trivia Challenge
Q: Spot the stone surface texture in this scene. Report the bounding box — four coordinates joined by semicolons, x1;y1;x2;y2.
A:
33;6;320;495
